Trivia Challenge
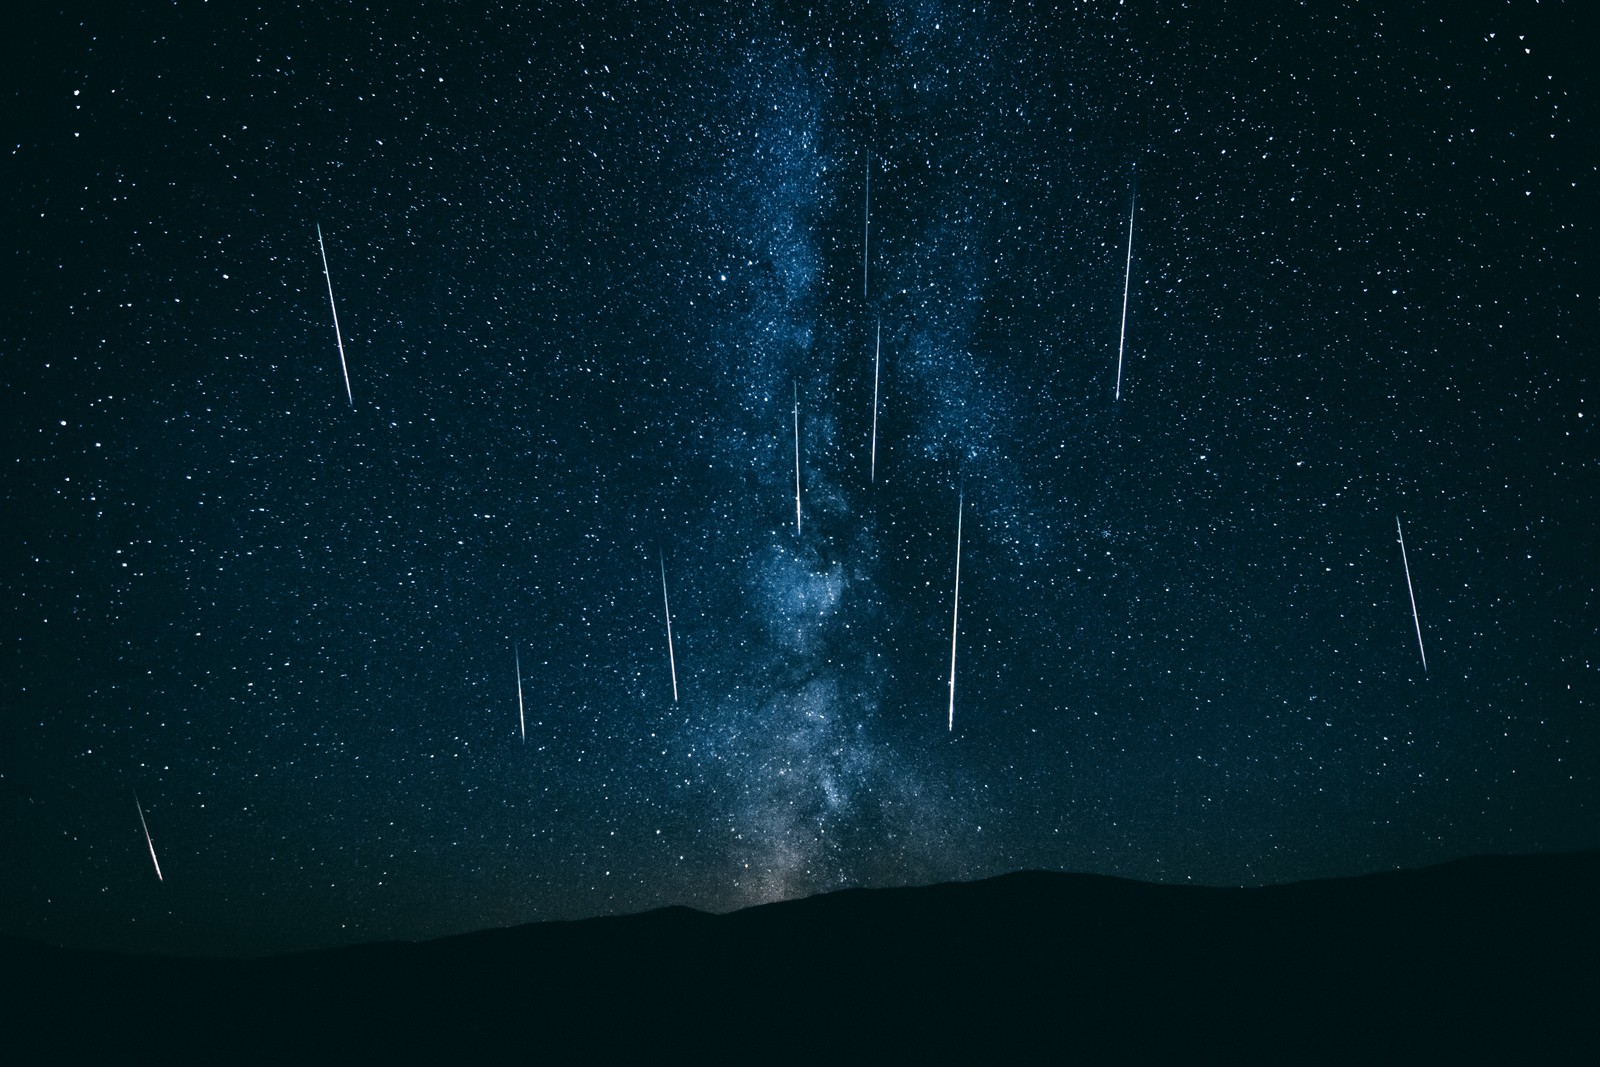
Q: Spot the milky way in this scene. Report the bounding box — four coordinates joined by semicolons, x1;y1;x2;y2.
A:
4;0;1594;956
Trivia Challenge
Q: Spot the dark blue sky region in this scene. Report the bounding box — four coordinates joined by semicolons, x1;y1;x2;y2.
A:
3;0;1595;956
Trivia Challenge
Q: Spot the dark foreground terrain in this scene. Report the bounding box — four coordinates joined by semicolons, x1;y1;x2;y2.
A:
10;851;1597;1060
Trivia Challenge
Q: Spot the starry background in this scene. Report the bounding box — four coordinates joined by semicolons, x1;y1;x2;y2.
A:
4;0;1595;958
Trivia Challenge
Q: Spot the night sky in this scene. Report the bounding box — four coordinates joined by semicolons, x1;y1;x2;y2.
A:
5;1;1595;958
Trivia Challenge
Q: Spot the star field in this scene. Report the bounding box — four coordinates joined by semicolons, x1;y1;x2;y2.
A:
3;0;1595;957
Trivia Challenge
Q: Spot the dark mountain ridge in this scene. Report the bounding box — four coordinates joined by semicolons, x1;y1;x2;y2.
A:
11;851;1597;1060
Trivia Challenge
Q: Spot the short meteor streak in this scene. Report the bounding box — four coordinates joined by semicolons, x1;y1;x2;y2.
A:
659;550;679;702
1396;516;1428;672
134;790;163;882
793;383;803;535
316;222;353;407
948;490;964;731
514;643;526;742
870;319;882;483
1114;193;1135;401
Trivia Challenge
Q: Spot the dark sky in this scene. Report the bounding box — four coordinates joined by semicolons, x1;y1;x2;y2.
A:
4;0;1595;958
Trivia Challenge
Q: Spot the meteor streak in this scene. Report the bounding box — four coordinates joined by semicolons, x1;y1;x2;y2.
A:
514;643;526;742
870;318;881;483
948;490;964;731
1396;517;1428;672
793;383;802;535
660;550;679;702
134;790;162;882
316;223;353;407
1114;193;1135;401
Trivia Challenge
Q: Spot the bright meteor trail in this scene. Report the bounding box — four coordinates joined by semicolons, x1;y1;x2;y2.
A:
948;490;964;731
1396;516;1428;672
316;222;353;407
660;550;679;702
1114;193;1135;401
870;318;881;483
514;643;526;742
134;790;162;882
793;383;802;535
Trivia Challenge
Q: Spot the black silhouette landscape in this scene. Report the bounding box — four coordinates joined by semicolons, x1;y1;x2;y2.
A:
12;850;1596;1059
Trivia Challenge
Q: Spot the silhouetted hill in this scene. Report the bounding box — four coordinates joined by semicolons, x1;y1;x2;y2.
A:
10;852;1597;1060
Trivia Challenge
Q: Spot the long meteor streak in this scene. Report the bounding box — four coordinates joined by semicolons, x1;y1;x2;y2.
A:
514;644;526;742
863;152;870;299
134;791;163;882
793;383;802;535
870;318;881;483
316;223;353;407
948;490;964;731
660;550;679;702
1114;194;1135;401
1396;517;1428;672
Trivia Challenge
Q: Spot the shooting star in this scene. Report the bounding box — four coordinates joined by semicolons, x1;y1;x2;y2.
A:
316;222;353;407
659;550;679;702
1114;192;1135;401
863;151;871;299
1396;516;1428;672
793;383;802;535
514;643;526;742
870;318;881;483
133;790;163;882
948;490;964;731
